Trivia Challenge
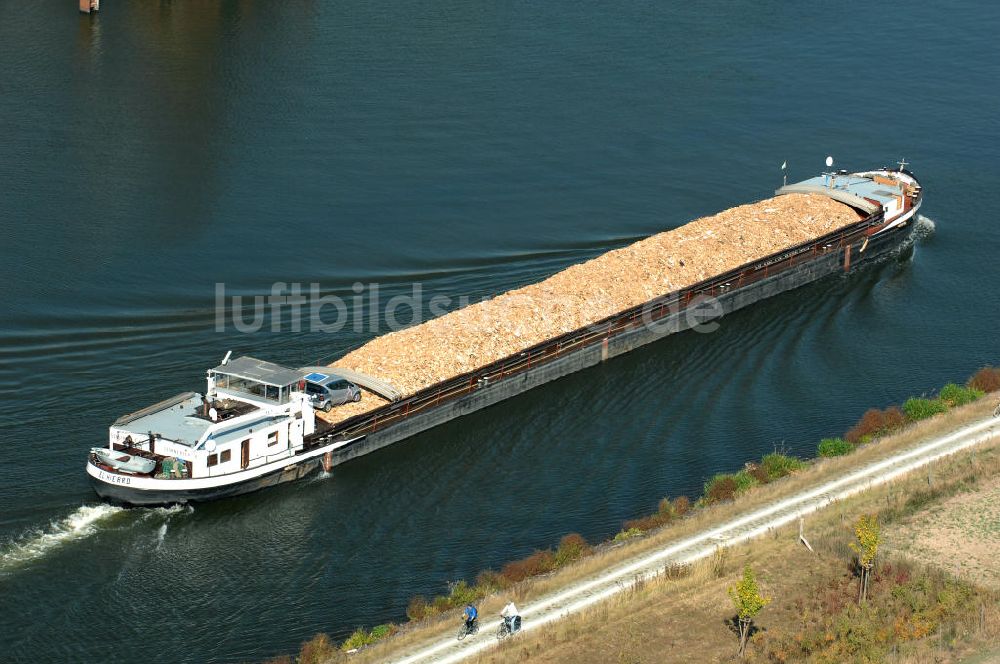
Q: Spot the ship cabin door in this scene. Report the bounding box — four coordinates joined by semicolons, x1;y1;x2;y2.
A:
241;439;250;469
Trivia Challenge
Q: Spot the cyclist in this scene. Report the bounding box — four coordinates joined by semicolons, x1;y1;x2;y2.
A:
462;604;478;633
500;601;521;634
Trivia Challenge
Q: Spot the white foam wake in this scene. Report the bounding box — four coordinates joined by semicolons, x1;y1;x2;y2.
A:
915;214;936;239
155;523;168;549
139;503;188;521
0;504;124;571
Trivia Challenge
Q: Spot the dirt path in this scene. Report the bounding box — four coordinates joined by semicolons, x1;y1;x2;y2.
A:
384;415;1000;664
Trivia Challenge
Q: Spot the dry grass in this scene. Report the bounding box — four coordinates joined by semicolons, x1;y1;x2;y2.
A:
343;394;1000;663
467;437;1000;664
888;475;1000;590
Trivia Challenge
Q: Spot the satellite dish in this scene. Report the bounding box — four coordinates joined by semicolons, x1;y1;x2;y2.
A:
205;440;217;453
825;156;834;168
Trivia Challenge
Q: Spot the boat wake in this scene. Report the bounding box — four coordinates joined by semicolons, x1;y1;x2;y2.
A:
915;214;936;240
0;504;124;572
148;504;190;549
0;503;193;572
139;504;191;520
155;523;168;549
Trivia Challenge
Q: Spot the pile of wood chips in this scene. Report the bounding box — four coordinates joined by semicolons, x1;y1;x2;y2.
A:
317;193;860;426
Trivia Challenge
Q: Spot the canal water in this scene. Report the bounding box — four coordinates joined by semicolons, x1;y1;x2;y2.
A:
1;1;998;661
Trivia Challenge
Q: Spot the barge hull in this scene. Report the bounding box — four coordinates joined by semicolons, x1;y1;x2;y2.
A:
325;221;916;468
89;457;325;506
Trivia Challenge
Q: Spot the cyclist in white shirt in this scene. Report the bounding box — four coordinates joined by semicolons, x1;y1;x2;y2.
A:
500;601;521;633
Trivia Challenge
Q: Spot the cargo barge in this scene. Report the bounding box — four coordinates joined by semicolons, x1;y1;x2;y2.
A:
88;164;924;505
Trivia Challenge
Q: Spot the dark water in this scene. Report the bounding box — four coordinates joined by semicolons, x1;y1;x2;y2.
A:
1;1;998;661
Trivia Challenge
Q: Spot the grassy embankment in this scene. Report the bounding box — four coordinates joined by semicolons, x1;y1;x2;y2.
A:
268;367;1000;663
469;428;1000;663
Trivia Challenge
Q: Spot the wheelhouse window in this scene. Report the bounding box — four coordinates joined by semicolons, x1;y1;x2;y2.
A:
215;374;292;404
221;449;231;463
207;453;218;467
226;377;266;397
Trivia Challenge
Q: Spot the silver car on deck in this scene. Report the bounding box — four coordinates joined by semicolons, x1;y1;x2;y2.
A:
303;372;362;412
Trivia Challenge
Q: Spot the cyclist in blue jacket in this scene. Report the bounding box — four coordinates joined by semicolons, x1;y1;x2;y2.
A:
463;604;478;632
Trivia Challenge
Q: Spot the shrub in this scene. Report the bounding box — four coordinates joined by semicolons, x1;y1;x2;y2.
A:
818;437;853;457
704;474;738;504
406;595;431;621
623;494;697;535
341;628;368;651
882;406;907;431
748;464;770;484
446;579;480;606
760;452;807;480
501;549;556;583
431;594;453;612
903;397;948;421
938;382;983;407
845;407;905;445
623;513;665;533
968;366;1000;393
299;633;336;663
613;527;643;542
369;624;396;640
342;625;394;652
732;469;759;495
554;533;590;566
474;569;508;593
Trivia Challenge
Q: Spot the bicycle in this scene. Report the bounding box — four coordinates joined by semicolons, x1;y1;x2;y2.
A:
496;616;521;641
457;620;479;641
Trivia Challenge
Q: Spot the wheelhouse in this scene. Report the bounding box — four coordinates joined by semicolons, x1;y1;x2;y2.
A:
97;356;316;481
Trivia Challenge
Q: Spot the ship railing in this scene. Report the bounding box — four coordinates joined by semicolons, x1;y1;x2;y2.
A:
317;210;886;441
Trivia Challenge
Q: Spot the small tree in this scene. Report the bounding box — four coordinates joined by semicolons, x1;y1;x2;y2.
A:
850;513;880;603
728;564;770;658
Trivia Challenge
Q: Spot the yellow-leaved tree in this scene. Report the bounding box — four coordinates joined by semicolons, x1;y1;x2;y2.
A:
849;513;880;603
728;564;770;658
